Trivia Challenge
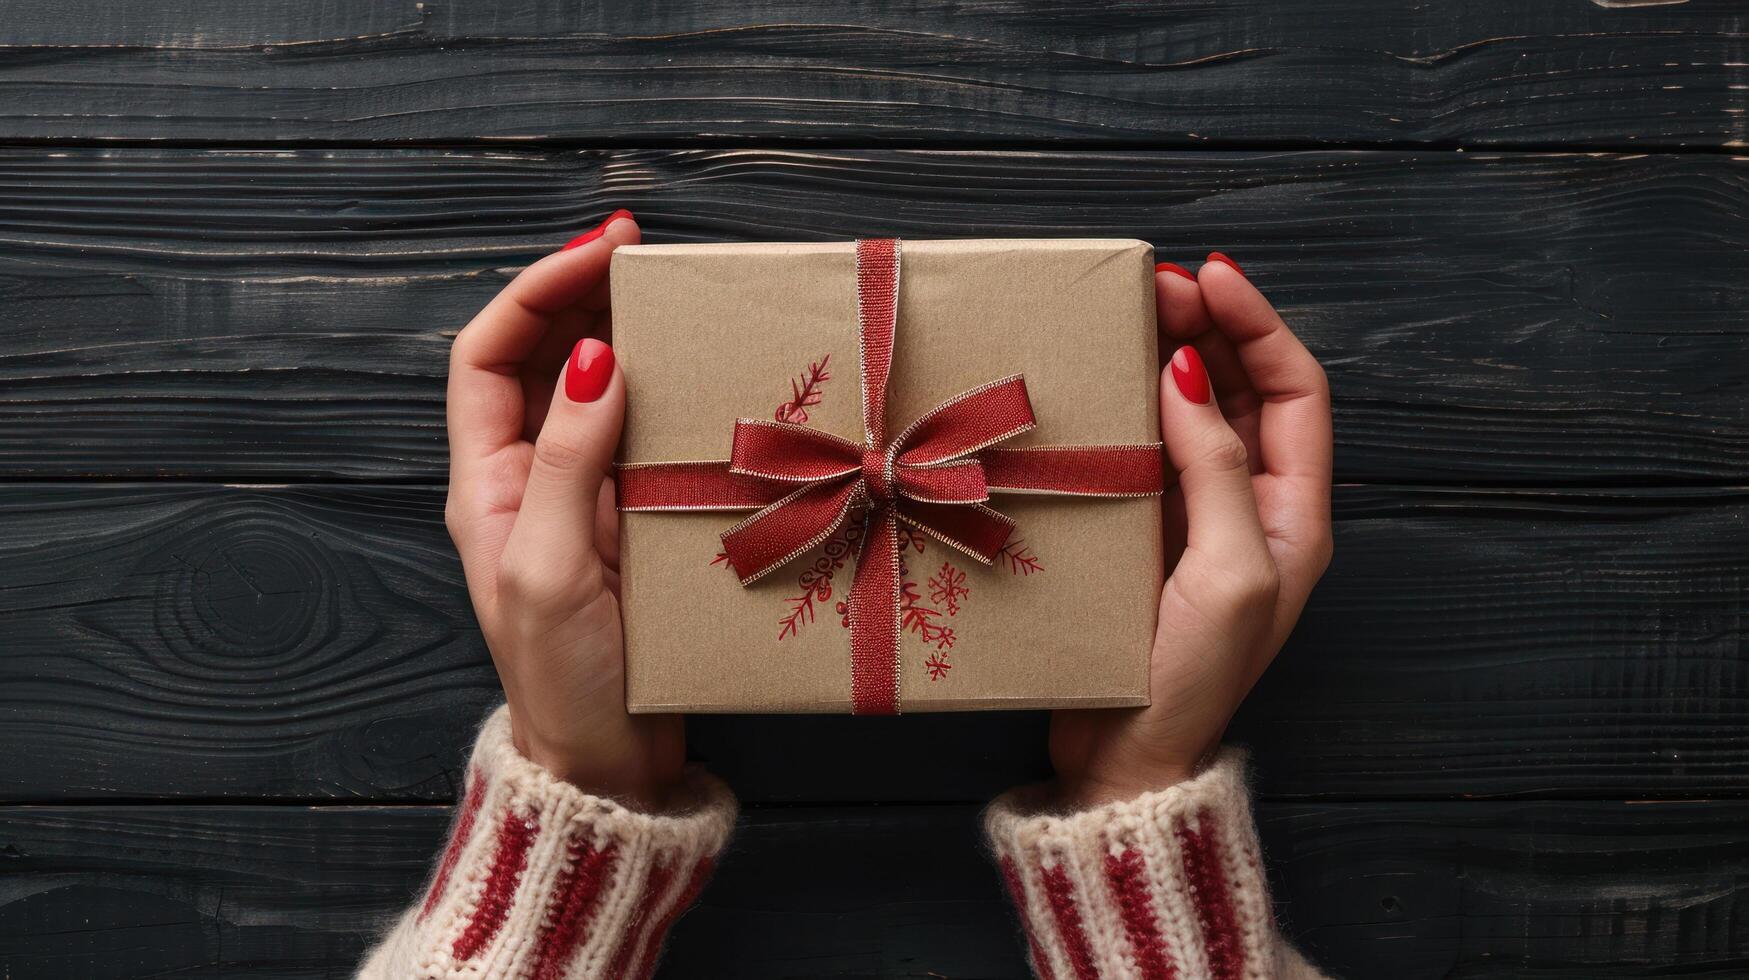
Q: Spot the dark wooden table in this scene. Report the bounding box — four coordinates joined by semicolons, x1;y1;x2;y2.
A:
1;3;1744;977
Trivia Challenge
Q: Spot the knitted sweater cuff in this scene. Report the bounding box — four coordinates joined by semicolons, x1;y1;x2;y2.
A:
986;750;1296;980
359;706;736;980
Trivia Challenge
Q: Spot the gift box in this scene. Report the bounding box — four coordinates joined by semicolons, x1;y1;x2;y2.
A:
611;238;1163;714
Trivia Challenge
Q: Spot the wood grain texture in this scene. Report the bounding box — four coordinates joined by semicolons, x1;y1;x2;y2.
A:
0;1;1742;146
4;483;1743;803
2;148;1744;484
0;484;498;803
3;800;1744;978
3;3;1741;976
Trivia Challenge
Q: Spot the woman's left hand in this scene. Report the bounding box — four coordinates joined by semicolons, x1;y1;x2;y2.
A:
443;211;684;808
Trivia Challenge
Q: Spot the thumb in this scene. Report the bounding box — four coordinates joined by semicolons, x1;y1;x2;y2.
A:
503;339;624;594
1161;346;1270;573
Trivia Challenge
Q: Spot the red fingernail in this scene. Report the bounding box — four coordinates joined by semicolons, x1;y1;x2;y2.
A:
565;338;615;402
1207;251;1244;276
1170;346;1210;405
562;209;634;251
1155;262;1196;282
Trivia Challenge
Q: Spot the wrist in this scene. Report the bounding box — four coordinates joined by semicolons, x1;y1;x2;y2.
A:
521;743;670;810
508;712;683;811
1053;743;1221;809
1054;767;1196;810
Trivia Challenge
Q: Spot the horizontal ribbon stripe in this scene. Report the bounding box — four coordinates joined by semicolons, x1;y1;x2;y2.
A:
616;461;792;511
614;239;1165;714
894;459;989;504
982;445;1167;497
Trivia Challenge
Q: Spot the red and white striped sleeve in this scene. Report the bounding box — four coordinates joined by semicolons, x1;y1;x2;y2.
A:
985;751;1328;980
359;706;735;980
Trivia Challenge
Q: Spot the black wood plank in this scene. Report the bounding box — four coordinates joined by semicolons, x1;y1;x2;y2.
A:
3;483;1744;804
0;484;499;803
0;2;1741;146
2;800;1744;978
1259;800;1749;979
2;148;1744;484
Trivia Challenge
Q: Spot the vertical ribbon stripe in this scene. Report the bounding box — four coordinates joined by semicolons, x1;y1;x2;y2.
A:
848;509;903;714
856;237;899;449
612;238;1165;714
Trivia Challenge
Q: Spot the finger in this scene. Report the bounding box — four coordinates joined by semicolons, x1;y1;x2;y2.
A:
447;211;639;469
501;339;624;596
1196;256;1332;486
520;307;600;438
1161;345;1270;573
1155;262;1212;346
1157;264;1261;468
596;475;621;575
580;269;617;313
1198;256;1334;615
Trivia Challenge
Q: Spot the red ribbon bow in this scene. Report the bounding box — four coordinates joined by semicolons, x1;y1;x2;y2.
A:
617;239;1163;714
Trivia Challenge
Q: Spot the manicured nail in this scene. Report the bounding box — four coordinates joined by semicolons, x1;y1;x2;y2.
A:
1207;251;1244;276
1155;262;1196;282
562;209;634;250
565;338;615;402
1170;346;1211;405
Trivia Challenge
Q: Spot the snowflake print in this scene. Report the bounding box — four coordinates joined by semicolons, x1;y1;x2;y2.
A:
927;562;968;615
924;651;952;681
899;578;955;651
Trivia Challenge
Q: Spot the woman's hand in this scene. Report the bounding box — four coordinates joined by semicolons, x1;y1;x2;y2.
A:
1049;255;1334;807
444;210;684;808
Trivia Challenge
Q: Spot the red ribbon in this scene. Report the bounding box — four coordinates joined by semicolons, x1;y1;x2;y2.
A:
617;239;1163;714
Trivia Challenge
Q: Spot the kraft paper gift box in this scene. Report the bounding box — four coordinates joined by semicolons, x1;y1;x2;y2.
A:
611;238;1163;713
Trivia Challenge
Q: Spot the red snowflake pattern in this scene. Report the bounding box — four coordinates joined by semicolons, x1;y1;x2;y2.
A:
927;561;968;615
899;578;956;651
924;651;952;681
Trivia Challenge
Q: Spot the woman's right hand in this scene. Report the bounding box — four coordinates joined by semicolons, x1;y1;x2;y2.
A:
443;210;684;809
1048;255;1334;807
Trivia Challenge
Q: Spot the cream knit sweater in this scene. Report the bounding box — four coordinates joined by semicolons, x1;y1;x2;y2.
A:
360;707;1325;979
